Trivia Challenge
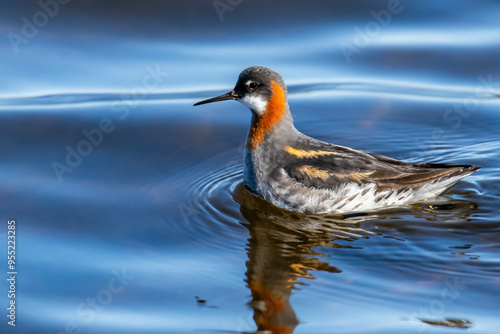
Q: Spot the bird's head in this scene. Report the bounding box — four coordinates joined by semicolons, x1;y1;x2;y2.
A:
194;66;288;116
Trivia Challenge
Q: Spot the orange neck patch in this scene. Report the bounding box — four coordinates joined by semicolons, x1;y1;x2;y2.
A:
247;80;286;150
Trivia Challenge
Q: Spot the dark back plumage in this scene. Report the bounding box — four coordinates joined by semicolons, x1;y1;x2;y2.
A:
283;138;479;193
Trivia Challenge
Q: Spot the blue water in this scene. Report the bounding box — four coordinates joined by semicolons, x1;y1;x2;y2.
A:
1;1;500;333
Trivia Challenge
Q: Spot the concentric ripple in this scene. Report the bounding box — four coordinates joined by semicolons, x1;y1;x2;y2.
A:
173;153;248;250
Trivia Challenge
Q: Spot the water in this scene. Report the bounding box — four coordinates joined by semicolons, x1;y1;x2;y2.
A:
1;1;499;333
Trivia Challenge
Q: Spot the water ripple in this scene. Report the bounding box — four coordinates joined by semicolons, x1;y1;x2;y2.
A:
1;80;498;108
174;158;247;251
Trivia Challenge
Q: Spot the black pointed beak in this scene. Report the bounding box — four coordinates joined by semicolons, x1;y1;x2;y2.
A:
193;90;238;106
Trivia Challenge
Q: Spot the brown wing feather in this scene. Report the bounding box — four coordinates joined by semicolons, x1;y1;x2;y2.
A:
283;145;480;192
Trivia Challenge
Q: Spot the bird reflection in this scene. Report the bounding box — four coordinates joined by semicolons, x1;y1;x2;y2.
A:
232;182;478;333
233;182;374;333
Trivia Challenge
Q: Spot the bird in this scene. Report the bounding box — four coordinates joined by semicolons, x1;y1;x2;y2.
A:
194;66;480;214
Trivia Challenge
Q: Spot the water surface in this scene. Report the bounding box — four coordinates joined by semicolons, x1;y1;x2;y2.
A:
1;1;499;333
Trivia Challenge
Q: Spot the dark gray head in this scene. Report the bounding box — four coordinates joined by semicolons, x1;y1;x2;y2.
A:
194;66;288;115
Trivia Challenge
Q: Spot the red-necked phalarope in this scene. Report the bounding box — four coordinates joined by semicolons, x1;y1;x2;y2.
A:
194;66;480;214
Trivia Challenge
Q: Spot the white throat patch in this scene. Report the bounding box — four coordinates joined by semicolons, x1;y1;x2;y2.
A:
239;95;268;114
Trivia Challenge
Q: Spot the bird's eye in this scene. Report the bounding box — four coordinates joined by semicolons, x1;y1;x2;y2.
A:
248;81;258;89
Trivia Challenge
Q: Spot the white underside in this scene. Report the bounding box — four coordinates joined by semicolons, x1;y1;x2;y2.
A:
259;169;466;214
